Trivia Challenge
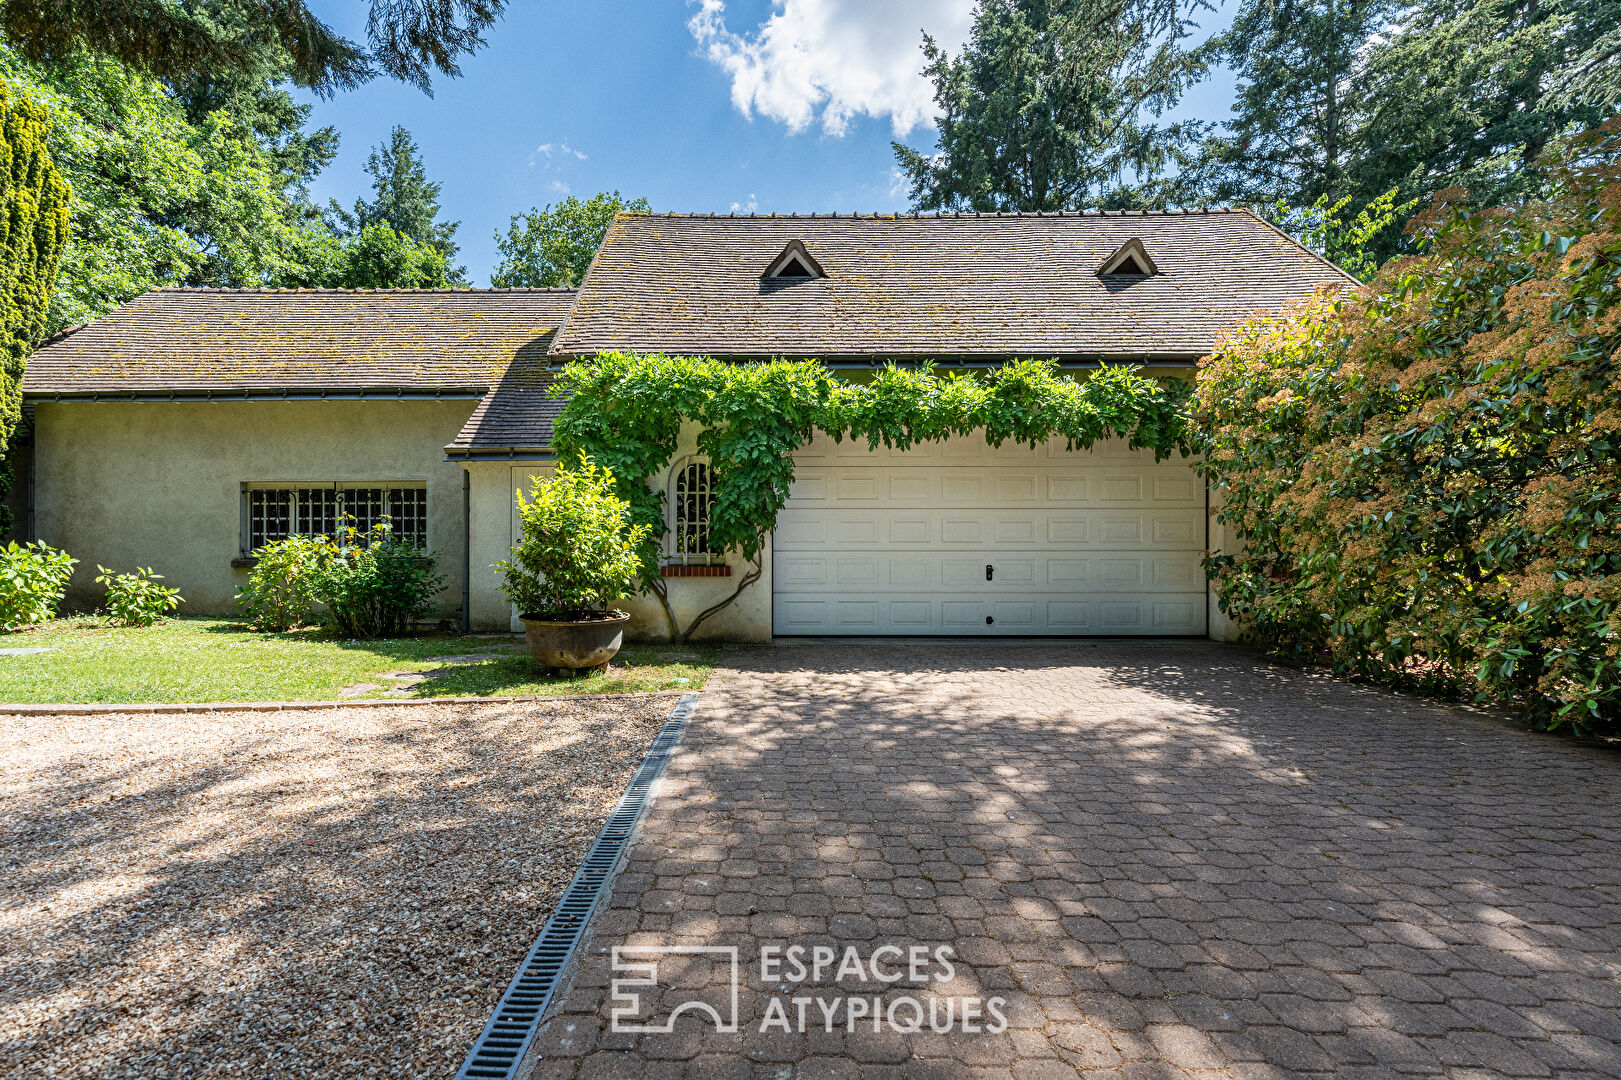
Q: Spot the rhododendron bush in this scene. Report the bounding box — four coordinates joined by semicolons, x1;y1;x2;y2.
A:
1196;121;1621;730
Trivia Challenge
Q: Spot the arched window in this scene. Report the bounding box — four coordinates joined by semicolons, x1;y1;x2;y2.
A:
671;459;716;560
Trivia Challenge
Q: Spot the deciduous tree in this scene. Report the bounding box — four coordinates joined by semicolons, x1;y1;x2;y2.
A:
491;191;650;288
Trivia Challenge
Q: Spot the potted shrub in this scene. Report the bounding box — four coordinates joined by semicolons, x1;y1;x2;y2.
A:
496;458;650;672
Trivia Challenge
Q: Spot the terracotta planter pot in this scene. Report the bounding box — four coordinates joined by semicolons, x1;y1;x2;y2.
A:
519;611;630;671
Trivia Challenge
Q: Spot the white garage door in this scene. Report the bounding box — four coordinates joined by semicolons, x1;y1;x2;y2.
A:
772;433;1206;636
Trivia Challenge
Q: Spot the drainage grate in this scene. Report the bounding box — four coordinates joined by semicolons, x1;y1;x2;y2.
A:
454;692;698;1080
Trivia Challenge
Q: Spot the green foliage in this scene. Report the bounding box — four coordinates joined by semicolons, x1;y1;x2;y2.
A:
0;79;69;478
331;126;463;281
315;524;446;639
491;191;651;288
497;457;650;619
1192;0;1392;207
0;540;76;631
1195;121;1621;731
0;0;505;95
1197;0;1619;267
236;533;332;631
331;222;449;288
552;353;1189;637
1264;188;1419;282
893;0;1210;211
1354;0;1617;209
93;565;182;627
238;524;444;637
1;45;339;330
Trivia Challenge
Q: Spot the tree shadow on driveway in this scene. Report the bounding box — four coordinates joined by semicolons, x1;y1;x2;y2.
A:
544;641;1621;1078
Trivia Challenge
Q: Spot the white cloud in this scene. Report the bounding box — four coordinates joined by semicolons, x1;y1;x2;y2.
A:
550;179;572;194
730;193;760;213
688;0;974;137
530;141;588;163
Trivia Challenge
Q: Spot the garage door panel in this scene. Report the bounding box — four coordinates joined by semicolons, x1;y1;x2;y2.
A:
770;591;1207;635
779;551;1190;594
777;508;1203;550
774;435;1205;636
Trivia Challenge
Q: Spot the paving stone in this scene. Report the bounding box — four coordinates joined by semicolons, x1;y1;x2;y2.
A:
521;644;1621;1080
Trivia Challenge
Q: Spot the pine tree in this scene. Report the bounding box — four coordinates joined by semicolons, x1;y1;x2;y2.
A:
0;0;506;95
1352;0;1621;210
892;0;1208;211
333;126;463;282
1190;0;1392;206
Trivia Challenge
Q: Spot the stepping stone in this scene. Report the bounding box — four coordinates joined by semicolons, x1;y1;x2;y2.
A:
422;653;510;665
0;647;51;656
377;671;430;686
336;683;381;698
658;651;701;662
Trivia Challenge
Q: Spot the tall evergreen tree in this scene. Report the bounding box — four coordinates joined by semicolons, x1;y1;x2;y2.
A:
1193;0;1620;229
1191;0;1392;205
893;0;1210;212
0;0;506;95
333;126;463;282
1352;0;1620;209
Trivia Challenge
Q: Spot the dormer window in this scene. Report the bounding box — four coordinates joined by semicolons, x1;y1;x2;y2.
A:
763;240;826;280
1097;237;1158;277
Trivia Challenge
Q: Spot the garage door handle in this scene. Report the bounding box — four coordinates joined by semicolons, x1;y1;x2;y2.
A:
986;564;994;581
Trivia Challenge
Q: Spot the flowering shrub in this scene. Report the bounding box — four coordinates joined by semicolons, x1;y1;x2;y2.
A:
238;523;443;637
316;523;444;638
1196;121;1621;730
94;565;182;626
0;540;76;630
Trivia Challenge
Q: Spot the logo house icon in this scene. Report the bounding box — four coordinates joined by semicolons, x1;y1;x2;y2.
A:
610;945;742;1034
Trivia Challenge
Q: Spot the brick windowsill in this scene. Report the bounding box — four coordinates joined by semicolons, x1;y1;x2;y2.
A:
660;564;732;578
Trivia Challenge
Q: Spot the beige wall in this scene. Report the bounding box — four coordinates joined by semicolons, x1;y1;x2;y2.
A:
462;423;774;642
1205;481;1240;642
33;400;477;616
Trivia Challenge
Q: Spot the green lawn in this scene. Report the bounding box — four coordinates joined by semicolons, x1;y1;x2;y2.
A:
0;617;714;705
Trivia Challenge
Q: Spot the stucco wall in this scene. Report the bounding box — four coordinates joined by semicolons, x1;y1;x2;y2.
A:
32;400;477;616
462;424;773;642
1205;481;1240;643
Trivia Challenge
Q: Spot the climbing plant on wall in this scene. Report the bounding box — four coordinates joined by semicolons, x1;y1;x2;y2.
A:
551;352;1191;641
0;81;70;533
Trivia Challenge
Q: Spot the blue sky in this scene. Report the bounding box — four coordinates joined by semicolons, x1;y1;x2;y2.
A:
302;1;1240;285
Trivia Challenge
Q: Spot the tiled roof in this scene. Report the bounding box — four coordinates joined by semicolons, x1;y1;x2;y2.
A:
446;350;562;455
22;288;578;396
551;210;1353;359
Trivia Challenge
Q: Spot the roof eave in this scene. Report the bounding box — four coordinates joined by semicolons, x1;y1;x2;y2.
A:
443;445;555;461
24;386;490;403
542;351;1206;369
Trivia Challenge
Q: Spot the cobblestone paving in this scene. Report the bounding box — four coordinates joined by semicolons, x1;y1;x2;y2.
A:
527;643;1621;1079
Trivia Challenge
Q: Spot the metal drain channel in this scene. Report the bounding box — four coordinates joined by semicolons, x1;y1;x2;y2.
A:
454;692;697;1080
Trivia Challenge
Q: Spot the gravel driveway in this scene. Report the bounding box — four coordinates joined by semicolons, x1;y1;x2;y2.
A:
0;696;676;1080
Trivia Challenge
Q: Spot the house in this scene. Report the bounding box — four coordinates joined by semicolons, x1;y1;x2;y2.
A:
19;211;1350;640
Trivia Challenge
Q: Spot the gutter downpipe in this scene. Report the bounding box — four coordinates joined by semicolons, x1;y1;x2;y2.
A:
461;467;472;634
